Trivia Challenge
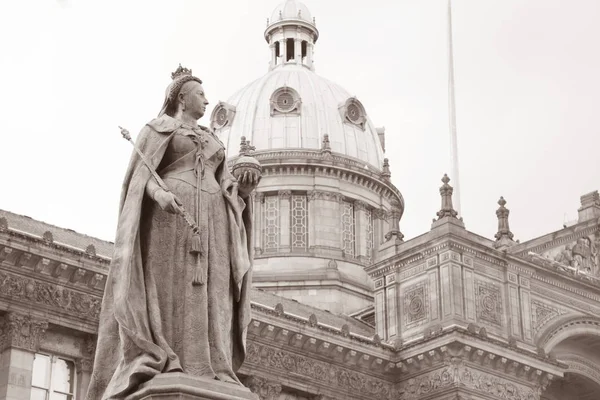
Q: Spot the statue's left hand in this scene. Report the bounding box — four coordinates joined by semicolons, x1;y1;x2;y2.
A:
237;170;261;199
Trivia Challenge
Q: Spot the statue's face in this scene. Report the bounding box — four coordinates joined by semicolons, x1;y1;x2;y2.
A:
181;81;209;119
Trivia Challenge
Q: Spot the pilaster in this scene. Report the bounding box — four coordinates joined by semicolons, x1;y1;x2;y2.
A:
307;190;343;257
278;190;291;252
0;313;48;400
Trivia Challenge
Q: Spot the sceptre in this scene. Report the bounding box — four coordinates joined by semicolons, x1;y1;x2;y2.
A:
118;126;200;236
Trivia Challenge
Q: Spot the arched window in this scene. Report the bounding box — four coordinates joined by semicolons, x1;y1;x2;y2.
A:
301;40;307;59
286;38;295;61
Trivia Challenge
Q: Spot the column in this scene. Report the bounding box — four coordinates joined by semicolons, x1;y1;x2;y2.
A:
269;43;276;69
0;313;48;400
306;42;314;69
280;39;287;63
294;38;302;65
278;190;291;253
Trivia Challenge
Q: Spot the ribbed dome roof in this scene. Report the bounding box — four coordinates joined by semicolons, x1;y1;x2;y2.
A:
215;65;385;170
270;0;313;25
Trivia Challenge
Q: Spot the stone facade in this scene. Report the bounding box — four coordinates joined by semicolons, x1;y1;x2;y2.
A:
2;191;600;400
1;1;600;399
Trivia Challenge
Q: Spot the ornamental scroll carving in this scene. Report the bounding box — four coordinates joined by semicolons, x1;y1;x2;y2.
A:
245;342;393;399
0;313;48;352
397;360;538;400
0;270;102;320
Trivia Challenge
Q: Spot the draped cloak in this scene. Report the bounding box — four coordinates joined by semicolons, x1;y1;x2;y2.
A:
85;115;253;400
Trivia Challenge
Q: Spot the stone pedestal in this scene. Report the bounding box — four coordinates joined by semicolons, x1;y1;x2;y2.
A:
125;373;259;400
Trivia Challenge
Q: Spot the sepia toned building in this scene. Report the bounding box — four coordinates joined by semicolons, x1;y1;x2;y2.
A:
1;1;599;399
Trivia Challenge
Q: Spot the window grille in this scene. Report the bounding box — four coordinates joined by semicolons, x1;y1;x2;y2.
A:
366;208;374;261
342;201;355;256
291;195;307;250
263;196;279;250
30;354;75;400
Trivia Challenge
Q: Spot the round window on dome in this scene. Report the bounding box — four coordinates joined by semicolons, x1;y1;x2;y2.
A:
347;103;361;123
276;92;294;111
210;102;236;131
270;87;301;116
342;98;367;130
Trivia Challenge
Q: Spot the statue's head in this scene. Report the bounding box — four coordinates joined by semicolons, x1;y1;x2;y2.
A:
158;64;208;120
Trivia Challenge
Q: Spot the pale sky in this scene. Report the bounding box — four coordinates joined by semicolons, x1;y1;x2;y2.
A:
1;0;598;244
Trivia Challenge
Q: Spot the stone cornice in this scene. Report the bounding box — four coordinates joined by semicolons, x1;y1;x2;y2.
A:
250;301;392;353
368;237;510;278
0;243;107;294
229;149;404;213
509;219;599;257
395;327;564;374
0;229;111;266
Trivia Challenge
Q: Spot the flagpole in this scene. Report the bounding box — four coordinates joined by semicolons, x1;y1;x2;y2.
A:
447;0;461;215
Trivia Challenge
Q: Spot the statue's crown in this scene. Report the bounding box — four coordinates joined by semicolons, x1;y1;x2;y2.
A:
171;64;192;80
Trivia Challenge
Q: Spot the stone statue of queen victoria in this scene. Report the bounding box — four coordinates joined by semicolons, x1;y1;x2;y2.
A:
86;65;259;399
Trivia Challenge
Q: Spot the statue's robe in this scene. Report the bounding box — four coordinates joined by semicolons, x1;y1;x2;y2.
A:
86;115;253;400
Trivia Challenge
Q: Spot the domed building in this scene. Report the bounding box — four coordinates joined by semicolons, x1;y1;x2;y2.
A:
211;0;404;315
0;1;599;400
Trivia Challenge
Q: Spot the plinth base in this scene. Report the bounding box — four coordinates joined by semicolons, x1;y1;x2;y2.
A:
125;373;259;400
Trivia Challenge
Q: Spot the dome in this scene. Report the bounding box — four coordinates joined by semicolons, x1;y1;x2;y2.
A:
214;65;385;170
269;0;313;25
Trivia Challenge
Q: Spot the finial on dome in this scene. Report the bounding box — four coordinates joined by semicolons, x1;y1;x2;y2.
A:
321;134;331;155
171;64;193;80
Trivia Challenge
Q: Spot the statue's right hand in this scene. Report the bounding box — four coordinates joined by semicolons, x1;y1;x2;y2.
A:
154;189;182;214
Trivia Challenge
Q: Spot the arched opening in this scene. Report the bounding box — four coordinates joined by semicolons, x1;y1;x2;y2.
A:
275;41;280;64
542;373;600;400
539;326;600;399
286;38;294;61
301;40;307;60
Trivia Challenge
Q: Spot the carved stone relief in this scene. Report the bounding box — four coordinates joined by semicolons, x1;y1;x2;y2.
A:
245;342;393;399
0;270;102;320
530;300;567;335
543;234;599;276
396;359;539;400
245;375;283;400
404;282;428;328
308;190;343;203
475;280;503;327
